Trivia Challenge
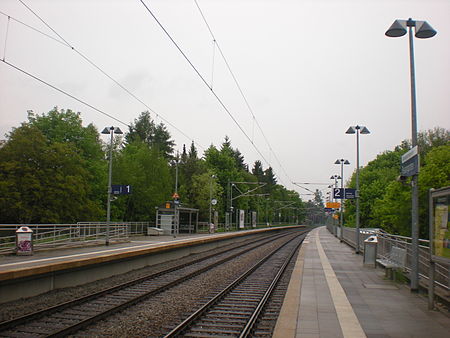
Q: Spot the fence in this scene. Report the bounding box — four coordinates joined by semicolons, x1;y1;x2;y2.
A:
0;222;149;254
326;223;449;298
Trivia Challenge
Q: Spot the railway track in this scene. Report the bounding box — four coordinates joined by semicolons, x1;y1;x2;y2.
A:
165;231;305;337
0;229;305;337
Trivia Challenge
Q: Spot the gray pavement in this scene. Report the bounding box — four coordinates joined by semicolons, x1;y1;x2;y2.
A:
0;233;212;270
275;226;450;338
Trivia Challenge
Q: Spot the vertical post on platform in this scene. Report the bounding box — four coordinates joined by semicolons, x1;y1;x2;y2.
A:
101;126;123;246
385;17;437;292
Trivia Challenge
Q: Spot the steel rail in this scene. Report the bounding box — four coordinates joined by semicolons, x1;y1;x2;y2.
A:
239;238;301;337
0;230;301;336
164;231;305;337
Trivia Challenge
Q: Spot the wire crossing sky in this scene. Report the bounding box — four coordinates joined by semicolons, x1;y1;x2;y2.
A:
0;0;448;198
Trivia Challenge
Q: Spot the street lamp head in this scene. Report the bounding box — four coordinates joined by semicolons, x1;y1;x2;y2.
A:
102;126;123;135
346;126;356;134
415;21;437;39
335;159;349;165
385;19;407;37
360;126;370;134
386;19;436;39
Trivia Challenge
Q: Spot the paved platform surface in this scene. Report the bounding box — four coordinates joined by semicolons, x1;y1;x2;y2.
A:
274;226;450;338
0;233;212;271
1;227;297;279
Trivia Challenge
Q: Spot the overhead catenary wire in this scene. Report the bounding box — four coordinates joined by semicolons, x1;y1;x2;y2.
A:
11;1;204;150
138;0;288;186
1;59;129;127
192;0;294;186
0;9;68;47
2;14;10;61
10;1;296;193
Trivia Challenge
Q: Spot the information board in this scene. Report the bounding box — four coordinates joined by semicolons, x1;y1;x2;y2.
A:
430;187;450;264
239;210;245;229
401;146;419;177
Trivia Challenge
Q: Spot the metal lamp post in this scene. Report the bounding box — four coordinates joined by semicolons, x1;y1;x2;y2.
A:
334;159;350;241
385;18;436;292
101;126;123;246
209;175;216;228
330;175;341;236
346;125;370;254
229;183;235;230
173;153;180;238
330;175;341;189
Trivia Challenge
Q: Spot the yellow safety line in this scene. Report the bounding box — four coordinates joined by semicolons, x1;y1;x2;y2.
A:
315;231;367;338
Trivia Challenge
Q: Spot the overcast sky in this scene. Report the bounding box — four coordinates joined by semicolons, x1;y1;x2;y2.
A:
1;0;449;200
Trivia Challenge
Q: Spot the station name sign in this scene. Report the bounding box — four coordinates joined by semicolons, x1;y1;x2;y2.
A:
401;146;419;177
333;188;357;199
111;185;132;195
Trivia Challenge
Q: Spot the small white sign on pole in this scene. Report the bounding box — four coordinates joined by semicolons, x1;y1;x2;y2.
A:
239;209;245;229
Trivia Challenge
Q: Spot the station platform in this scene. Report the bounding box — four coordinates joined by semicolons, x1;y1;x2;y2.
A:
0;228;283;281
274;226;450;338
0;233;213;275
0;226;302;302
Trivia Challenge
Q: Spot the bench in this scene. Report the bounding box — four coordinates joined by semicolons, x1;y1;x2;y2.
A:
376;246;407;280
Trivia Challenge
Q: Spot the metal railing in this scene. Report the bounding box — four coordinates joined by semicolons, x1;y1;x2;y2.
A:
0;222;149;254
326;223;449;297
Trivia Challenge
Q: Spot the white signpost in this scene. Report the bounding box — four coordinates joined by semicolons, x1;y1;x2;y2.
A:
239;209;245;229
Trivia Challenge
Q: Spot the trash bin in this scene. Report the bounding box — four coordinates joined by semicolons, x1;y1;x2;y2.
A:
209;223;215;234
16;226;33;256
363;235;377;266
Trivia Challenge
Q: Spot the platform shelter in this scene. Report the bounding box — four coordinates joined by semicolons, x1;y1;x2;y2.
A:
155;201;199;235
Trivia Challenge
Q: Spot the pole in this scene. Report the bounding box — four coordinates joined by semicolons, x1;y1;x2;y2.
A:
355;128;361;254
230;183;233;230
105;128;113;246
174;152;179;194
340;162;344;241
209;175;213;227
173;202;178;238
428;189;435;309
408;19;419;292
334;177;338;236
173;153;179;238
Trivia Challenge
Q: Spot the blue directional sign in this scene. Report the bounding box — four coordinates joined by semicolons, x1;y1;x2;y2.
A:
333;188;357;199
111;185;132;195
333;188;344;199
344;189;357;199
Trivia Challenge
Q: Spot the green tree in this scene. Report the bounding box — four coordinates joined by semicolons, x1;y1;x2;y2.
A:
345;149;405;228
113;141;172;221
178;143;206;207
126;111;175;159
252;160;264;182
346;128;449;238
0;125;102;223
27;107;106;212
189;171;223;220
418;145;450;238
